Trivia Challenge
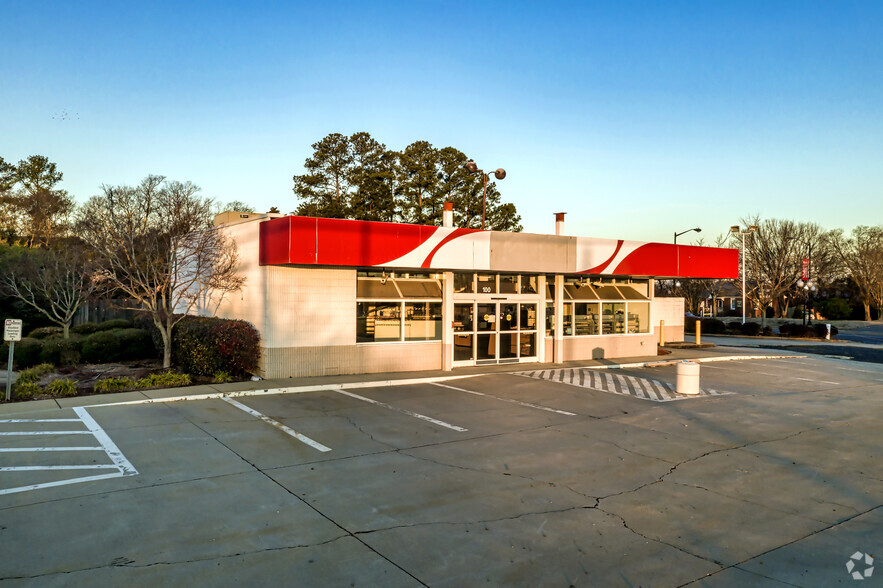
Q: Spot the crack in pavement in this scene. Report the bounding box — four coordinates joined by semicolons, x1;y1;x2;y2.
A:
674;503;883;588
0;534;354;581
174;407;431;587
352;504;600;536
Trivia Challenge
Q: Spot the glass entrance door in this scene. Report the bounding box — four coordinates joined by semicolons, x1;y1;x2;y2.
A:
453;302;537;365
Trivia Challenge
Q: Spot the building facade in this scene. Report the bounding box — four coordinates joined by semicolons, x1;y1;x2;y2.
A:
206;210;738;378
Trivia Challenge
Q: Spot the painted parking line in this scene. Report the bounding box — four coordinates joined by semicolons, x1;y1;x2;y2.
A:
335;389;468;432
0;407;138;496
793;376;840;385
222;398;332;452
430;382;577;416
514;368;730;402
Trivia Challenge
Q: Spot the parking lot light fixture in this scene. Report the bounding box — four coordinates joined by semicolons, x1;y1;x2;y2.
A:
730;224;758;324
674;227;701;244
464;159;506;230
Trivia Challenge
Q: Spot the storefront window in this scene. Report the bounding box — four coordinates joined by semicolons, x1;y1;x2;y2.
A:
453;304;473;332
500;274;518;294
628;302;650;333
520;304;537;330
476;274;496;294
477;303;496;331
521;275;538;294
499;332;517;359
563;303;573;336
499;303;517;330
573;302;599;335
404;302;442;341
545;302;555;336
357;302;401;342
602;302;626;334
519;333;536;357
454;272;474;293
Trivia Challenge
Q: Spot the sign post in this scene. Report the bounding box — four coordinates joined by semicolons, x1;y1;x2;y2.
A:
4;319;22;401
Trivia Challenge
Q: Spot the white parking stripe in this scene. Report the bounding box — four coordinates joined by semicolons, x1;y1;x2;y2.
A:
0;447;104;452
1;465;119;471
794;377;840;385
430;382;576;416
0;419;82;423
72;408;138;476
0;473;126;497
222;398;332;452
0;431;93;436
335;389;468;432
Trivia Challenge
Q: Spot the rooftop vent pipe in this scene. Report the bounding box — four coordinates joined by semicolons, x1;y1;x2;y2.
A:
443;201;453;228
555;212;566;236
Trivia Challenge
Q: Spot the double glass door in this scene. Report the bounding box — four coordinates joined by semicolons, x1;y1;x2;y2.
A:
453;302;538;365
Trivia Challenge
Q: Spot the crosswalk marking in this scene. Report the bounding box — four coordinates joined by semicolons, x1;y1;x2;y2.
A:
512;368;730;402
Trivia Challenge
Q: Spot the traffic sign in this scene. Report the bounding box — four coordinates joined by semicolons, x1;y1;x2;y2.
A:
4;319;22;342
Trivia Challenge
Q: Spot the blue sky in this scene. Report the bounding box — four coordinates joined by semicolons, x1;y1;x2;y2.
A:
2;1;881;244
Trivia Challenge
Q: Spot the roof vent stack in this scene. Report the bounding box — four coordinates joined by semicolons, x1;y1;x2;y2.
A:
443;201;454;228
555;212;566;236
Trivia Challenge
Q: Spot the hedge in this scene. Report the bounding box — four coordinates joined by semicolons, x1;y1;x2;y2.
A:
72;319;135;335
685;317;727;334
779;322;839;338
80;329;155;363
171;316;260;376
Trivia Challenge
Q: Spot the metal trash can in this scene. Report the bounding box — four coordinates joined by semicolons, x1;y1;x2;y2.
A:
676;361;700;395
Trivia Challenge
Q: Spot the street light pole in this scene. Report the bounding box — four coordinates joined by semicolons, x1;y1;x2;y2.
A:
730;225;758;324
464;160;506;230
674;227;701;244
791;238;816;326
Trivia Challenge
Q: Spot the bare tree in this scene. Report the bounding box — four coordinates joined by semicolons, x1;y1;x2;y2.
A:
828;226;883;321
0;245;97;338
734;217;838;321
77;175;245;368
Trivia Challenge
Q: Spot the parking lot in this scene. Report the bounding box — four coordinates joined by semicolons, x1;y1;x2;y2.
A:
1;347;881;586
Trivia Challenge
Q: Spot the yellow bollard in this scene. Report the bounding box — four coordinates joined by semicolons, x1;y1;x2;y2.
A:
659;320;665;347
696;319;701;345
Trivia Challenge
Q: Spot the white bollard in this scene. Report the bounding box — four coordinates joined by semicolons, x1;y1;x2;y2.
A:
676;361;700;395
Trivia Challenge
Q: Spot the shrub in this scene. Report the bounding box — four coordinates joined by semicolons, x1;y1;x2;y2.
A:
699;318;727;334
45;379;78;398
780;323;811;338
816;297;851;321
135;372;190;389
17;363;55;384
172;316;260;376
80;329;155;363
81;331;121;363
39;337;82;366
98;318;133;331
5;337;44;368
726;321;741;332
13;381;42;400
28;326;63;340
213;370;233;384
71;322;100;335
94;377;135;394
761;326;772;336
739;322;761;336
116;329;156;360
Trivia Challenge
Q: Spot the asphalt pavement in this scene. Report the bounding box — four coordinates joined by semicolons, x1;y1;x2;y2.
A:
1;346;881;586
